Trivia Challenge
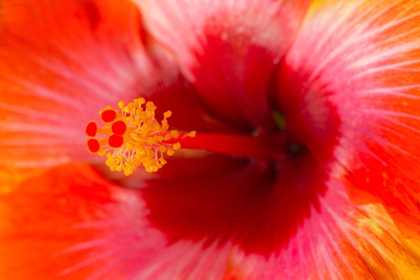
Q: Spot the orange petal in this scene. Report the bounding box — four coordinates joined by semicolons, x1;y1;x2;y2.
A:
304;182;420;279
0;163;137;279
0;0;165;170
0;0;239;174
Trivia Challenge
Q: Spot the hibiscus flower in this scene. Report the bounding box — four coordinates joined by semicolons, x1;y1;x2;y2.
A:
1;0;420;279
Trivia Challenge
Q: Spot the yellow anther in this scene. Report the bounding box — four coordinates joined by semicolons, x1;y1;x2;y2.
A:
167;148;175;156
164;111;172;118
154;135;164;142
171;130;179;139
161;120;169;131
86;98;195;175
189;131;197;137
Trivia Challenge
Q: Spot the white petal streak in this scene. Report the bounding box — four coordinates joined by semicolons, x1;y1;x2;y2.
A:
134;0;285;79
295;0;420;83
0;101;82;126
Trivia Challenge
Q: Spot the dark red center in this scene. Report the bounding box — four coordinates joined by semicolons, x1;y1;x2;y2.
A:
127;23;343;257
139;62;341;258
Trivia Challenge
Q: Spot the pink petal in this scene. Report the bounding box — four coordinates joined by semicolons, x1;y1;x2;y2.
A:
279;0;420;238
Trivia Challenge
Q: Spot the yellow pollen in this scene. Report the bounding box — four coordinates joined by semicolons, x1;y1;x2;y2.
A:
188;131;197;137
85;98;195;175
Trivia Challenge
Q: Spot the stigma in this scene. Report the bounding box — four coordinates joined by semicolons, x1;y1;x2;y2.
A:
85;98;195;175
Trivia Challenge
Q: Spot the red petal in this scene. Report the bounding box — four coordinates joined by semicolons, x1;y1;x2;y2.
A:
136;0;311;131
3;164;419;279
144;75;240;134
143;151;329;257
2;160;420;279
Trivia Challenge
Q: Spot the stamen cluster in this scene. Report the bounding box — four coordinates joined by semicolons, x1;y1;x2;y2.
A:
85;98;194;175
